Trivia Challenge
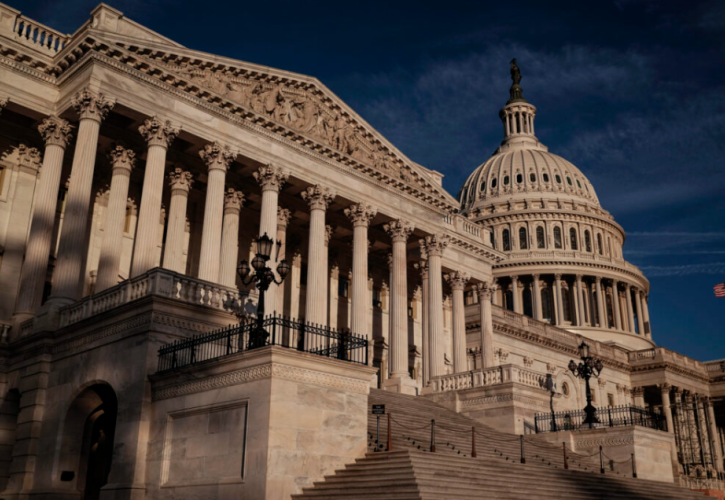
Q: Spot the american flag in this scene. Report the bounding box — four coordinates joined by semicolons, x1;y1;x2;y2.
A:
715;283;725;298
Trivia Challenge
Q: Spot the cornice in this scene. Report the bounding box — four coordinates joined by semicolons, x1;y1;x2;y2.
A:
493;259;648;288
630;362;710;384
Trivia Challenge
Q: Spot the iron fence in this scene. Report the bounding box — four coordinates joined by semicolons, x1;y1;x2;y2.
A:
156;313;368;372
534;405;667;433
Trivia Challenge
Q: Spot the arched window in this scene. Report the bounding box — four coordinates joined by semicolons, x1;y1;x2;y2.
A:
543;173;550;183
567;177;573;186
597;233;603;255
519;227;528;249
523;288;533;317
555;174;562;184
491;178;497;188
502;229;511;251
530;173;536;182
536;226;545;249
541;288;553;322
584;230;592;252
503;175;510;185
562;286;573;322
553;227;562;249
576;179;582;188
516;173;523;184
570;228;578;250
480;181;486;191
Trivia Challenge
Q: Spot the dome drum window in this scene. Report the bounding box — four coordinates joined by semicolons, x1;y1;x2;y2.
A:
502;229;511;251
519;227;528;249
555;174;562;184
530;173;536;182
503;175;510;185
553;227;562;249
567;177;573;186
543;173;550;183
516;173;523;184
536;226;545;249
491;178;497;188
569;228;578;250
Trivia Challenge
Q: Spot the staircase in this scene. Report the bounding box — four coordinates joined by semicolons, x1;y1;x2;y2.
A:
292;389;708;499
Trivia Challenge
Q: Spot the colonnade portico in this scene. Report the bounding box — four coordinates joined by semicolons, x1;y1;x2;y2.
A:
6;87;498;395
493;272;652;343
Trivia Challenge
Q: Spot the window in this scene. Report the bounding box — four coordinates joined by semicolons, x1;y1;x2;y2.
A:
553;227;562;249
567;177;573;186
502;229;511;251
555;174;562;184
597;233;603;255
543;173;550;183
491;178;497;188
576;179;582;188
516;173;523;184
503;175;510;185
584;230;592;252
339;278;349;298
519;227;528;249
570;228;578;250
541;288;553;322
530;173;536;182
480;181;486;191
536;226;545;249
523;288;533;317
562;286;572;322
562;382;570;397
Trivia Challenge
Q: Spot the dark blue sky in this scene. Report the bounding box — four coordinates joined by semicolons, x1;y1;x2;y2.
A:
21;0;725;360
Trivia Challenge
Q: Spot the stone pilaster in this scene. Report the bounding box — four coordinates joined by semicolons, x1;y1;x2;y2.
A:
532;274;543;321
345;203;377;348
301;185;336;329
219;189;245;287
131;116;179;277
382;219;415;393
475;281;496;369
421;234;449;378
446;271;469;373
13;116;73;324
49;89;114;306
162;168;193;273
197;142;236;282
96;146;136;292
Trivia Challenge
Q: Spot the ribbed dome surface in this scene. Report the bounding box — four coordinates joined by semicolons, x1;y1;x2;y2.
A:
459;148;600;213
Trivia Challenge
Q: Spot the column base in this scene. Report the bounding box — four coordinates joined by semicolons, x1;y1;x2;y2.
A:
382;374;418;396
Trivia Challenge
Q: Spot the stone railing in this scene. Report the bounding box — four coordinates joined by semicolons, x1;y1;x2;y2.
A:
0;7;69;55
628;347;708;375
429;364;547;393
705;360;725;374
59;268;248;328
443;214;486;245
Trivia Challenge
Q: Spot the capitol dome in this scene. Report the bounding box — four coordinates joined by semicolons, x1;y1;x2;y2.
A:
460;59;653;351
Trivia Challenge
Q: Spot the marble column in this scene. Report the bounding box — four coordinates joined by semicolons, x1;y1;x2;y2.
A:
415;260;429;383
130;117;178;277
624;284;635;332
554;273;564;325
446;271;469;374
611;279;622;330
635;289;645;336
13;117;72;322
492;279;500;306
706;398;724;471
511;275;521;314
48;89;114;306
595;277;606;328
383;219;415;393
301;185;336;327
253;164;289;313
218;189;245;287
422;234;449;378
659;383;674;434
96;146;136;292
197;142;236;282
0;147;41;320
162;168;193;273
322;225;334;324
632;386;645;407
345;203;377;343
576;275;586;326
532;274;543;321
642;294;652;337
475;281;496;369
273;207;292;316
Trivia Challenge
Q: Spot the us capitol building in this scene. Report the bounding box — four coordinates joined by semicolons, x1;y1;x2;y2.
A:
0;3;723;499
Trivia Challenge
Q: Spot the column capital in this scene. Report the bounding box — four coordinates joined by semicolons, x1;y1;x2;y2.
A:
139;116;179;149
445;271;469;291
301;184;336;211
71;88;115;122
17;145;42;174
625;282;632;290
576;274;584;282
277;207;292;228
658;383;672;392
224;188;245;213
253;163;289;192
598;378;608;388
108;145;136;174
199;141;236;171
631;386;645;397
595;276;602;284
421;234;449;257
168;168;193;192
325;225;335;246
555;273;564;281
474;280;496;299
38;115;73;148
510;274;519;283
532;273;540;280
384;219;414;242
414;259;429;279
344;202;377;227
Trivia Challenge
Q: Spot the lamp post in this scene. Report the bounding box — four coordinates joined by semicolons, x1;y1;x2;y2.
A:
568;341;604;428
545;373;557;432
237;233;291;349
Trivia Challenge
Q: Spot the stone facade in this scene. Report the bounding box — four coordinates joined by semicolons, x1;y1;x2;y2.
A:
0;2;721;498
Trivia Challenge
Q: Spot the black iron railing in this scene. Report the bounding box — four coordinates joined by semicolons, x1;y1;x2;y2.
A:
156;313;368;372
534;405;667;433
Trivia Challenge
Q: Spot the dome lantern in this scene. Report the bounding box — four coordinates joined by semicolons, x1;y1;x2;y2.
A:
498;59;541;152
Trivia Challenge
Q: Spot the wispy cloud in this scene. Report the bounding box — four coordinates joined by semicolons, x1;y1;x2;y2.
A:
638;263;725;277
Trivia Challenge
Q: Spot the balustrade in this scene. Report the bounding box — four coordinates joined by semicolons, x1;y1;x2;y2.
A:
8;14;68;54
430;364;546;393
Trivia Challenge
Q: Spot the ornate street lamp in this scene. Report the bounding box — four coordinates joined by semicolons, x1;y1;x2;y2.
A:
568;341;604;428
237;233;291;349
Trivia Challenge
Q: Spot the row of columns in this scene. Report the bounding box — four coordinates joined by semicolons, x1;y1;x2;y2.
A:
500;273;651;336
